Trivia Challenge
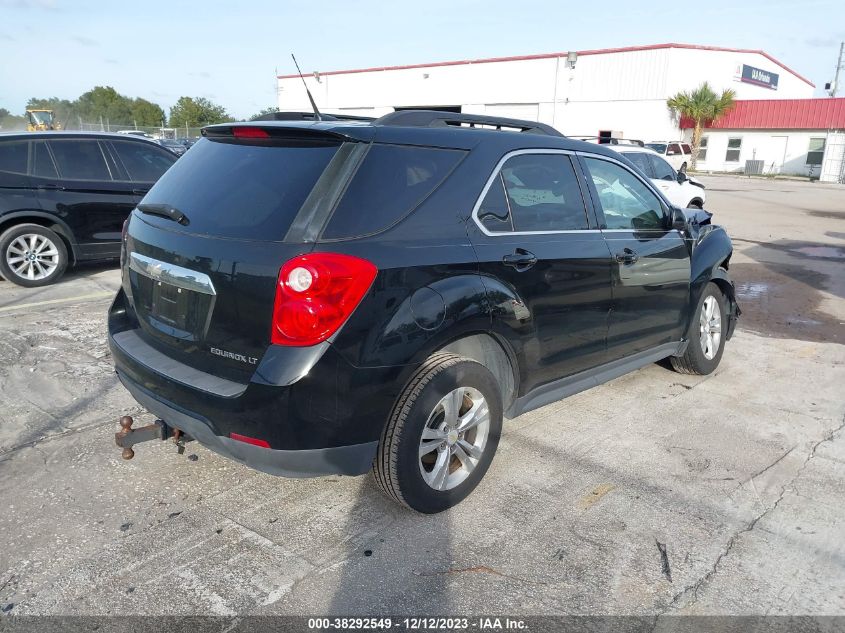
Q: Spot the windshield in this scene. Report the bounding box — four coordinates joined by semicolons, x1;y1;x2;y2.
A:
645;143;667;154
29;111;52;125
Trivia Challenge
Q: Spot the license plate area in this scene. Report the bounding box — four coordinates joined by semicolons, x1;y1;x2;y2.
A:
128;253;217;341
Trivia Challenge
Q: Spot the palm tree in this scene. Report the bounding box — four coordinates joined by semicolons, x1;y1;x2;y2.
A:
667;82;736;170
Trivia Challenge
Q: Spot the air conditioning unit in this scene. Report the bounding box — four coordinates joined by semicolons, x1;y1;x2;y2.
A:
744;160;764;175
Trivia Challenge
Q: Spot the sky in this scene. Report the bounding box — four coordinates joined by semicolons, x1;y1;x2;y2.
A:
1;0;844;120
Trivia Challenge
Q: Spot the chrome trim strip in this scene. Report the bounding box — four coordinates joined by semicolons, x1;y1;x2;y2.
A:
470;148;599;237
129;252;216;296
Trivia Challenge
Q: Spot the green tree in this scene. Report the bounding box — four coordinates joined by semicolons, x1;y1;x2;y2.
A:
250;106;279;120
131;98;165;127
75;86;133;126
0;108;27;130
667;82;736;170
169;97;233;128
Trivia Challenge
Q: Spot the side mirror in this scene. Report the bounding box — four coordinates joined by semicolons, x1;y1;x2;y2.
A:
669;207;687;231
676;171;688;184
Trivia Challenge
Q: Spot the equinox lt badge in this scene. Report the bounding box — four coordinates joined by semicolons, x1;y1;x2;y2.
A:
210;347;258;365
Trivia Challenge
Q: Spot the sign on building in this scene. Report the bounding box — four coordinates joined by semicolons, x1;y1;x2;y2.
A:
736;64;779;90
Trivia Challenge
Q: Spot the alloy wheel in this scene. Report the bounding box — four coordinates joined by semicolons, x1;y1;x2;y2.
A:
418;387;491;491
699;295;722;360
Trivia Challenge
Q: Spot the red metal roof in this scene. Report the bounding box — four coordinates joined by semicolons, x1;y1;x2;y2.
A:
277;43;814;87
680;99;845;130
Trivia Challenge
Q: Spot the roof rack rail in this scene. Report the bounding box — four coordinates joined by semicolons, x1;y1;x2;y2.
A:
374;110;563;137
572;136;644;147
251;111;376;122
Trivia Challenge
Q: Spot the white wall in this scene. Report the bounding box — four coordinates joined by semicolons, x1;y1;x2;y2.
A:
277;46;814;142
689;129;828;176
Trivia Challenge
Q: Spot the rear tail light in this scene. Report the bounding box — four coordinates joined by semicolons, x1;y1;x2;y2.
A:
271;253;377;346
233;127;269;138
229;433;271;448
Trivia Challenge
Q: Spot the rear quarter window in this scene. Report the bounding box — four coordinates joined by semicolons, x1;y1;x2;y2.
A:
321;144;465;240
111;140;176;182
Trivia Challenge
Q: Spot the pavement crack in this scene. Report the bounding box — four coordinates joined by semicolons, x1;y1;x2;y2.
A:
662;413;845;613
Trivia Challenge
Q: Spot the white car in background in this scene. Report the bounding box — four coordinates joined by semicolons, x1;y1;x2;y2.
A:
645;141;692;172
609;145;706;209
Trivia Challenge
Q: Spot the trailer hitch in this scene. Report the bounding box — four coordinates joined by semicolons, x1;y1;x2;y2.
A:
115;416;189;459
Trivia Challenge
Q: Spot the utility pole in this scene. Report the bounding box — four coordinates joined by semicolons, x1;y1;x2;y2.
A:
830;42;844;97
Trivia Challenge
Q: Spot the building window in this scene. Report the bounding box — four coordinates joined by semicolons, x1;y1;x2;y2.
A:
807;137;825;166
698;136;709;162
725;137;742;162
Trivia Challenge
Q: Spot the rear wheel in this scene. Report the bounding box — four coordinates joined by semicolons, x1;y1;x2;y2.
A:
671;282;726;375
374;353;503;513
680;161;688;173
0;224;68;287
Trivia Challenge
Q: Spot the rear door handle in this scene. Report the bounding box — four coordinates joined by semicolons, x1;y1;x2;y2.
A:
502;248;538;271
132;188;149;196
615;248;639;265
37;183;63;191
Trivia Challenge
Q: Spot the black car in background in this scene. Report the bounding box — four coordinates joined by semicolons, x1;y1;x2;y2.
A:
109;111;740;513
157;138;187;156
0;131;178;286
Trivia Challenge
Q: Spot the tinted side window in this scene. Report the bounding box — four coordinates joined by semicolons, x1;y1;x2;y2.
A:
583;157;666;231
322;144;464;239
48;140;112;180
621;152;654;178
477;175;514;232
668;143;682;155
682;144;692;155
497;153;589;232
648;155;676;180
32;142;58;179
111;140;176;182
0;141;28;175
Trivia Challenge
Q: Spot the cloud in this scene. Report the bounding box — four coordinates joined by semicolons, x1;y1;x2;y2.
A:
805;36;843;48
72;35;98;47
189;71;211;79
0;32;15;41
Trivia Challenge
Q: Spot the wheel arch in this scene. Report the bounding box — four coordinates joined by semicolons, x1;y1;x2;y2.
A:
0;212;77;264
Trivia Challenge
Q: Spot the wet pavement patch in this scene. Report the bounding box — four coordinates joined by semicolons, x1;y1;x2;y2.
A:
731;262;841;344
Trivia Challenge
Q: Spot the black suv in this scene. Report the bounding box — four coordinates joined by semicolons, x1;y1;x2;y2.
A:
0;132;177;286
108;111;739;513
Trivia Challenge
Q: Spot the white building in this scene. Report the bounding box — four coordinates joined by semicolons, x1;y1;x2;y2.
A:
680;98;845;181
277;43;814;142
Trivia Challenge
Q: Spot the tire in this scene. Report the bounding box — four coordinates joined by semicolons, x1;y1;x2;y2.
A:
689;199;703;209
0;224;68;287
671;282;726;375
680;162;688;173
374;353;503;513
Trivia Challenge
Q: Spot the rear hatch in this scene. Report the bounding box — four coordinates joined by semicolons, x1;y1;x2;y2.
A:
123;126;358;382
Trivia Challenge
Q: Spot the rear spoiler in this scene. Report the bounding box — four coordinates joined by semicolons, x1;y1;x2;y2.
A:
201;122;374;144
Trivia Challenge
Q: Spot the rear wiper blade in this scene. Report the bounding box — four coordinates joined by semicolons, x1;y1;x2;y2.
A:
137;203;189;226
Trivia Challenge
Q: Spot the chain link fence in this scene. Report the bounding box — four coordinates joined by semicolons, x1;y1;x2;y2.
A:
69;121;204;139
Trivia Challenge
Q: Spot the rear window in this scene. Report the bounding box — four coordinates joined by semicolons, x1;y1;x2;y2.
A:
48;140;112;180
321;144;464;239
141;138;340;240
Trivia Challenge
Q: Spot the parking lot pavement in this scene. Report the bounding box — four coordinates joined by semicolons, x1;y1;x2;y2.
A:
0;175;843;616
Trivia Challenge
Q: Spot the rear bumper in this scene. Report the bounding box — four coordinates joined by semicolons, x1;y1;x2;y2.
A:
117;370;378;477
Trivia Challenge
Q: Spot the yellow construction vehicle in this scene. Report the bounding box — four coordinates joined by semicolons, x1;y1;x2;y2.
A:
26;109;62;131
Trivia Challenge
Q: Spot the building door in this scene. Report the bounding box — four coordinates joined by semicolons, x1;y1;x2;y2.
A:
820;133;845;183
769;136;789;174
